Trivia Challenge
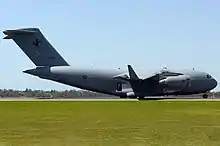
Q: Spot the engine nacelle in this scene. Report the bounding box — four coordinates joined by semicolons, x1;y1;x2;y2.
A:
159;75;190;92
126;91;136;97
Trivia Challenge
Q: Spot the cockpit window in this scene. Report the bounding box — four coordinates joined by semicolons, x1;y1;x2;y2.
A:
207;75;212;79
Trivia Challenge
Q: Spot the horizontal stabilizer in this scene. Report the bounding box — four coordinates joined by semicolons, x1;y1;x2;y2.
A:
3;28;36;39
3;35;11;39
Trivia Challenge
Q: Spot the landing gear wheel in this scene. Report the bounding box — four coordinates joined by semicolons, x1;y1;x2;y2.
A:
138;96;145;100
120;96;127;99
202;94;208;99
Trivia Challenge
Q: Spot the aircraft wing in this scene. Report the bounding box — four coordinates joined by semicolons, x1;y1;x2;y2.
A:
113;73;130;81
113;65;159;82
127;65;160;82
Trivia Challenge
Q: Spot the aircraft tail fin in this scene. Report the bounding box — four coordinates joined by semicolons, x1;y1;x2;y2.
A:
3;28;69;67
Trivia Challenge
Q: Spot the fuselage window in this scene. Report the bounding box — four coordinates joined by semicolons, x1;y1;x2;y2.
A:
206;75;211;79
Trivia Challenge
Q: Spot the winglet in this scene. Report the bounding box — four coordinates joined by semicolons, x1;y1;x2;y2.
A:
128;65;139;80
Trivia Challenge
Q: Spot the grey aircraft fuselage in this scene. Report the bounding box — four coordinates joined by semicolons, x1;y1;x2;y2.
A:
23;66;218;98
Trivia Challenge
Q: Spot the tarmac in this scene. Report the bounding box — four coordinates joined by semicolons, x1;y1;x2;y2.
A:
0;96;219;101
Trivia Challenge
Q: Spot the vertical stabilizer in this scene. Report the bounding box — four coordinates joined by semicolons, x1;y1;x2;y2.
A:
3;28;69;67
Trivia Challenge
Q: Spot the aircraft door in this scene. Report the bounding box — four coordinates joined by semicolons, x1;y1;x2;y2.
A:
185;78;191;88
117;82;122;91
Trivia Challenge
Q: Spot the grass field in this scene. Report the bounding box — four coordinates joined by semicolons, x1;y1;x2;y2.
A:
0;101;220;146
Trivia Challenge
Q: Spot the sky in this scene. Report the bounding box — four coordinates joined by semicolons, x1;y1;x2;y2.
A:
0;0;220;91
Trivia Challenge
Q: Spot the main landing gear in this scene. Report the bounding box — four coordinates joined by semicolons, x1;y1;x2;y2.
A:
138;96;145;100
202;93;208;99
120;96;128;99
120;96;145;100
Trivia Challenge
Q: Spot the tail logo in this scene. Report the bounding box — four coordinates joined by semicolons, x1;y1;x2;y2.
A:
32;38;41;56
33;39;41;48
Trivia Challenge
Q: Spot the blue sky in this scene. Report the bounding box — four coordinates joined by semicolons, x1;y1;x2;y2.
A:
0;0;220;91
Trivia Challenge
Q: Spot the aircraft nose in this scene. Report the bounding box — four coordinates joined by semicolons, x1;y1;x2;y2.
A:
211;78;218;89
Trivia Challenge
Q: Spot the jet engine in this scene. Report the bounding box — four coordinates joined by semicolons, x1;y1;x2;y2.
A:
126;92;137;98
159;75;191;92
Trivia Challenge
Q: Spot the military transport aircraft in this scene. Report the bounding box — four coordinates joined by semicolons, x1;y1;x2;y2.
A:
2;28;218;100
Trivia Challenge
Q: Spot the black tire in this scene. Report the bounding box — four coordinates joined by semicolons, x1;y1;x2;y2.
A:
138;96;145;100
202;94;208;99
120;96;127;99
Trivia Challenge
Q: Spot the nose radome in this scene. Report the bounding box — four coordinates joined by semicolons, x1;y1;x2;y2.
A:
212;78;218;89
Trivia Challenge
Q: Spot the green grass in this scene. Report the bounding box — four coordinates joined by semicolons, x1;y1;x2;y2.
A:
0;101;219;145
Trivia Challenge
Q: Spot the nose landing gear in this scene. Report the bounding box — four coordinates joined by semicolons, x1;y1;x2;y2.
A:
138;96;145;100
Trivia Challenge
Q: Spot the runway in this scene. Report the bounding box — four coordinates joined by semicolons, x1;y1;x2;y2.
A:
0;97;137;101
0;97;220;101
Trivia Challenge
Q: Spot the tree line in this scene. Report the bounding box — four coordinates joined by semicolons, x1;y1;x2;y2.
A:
0;88;114;98
0;88;218;98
